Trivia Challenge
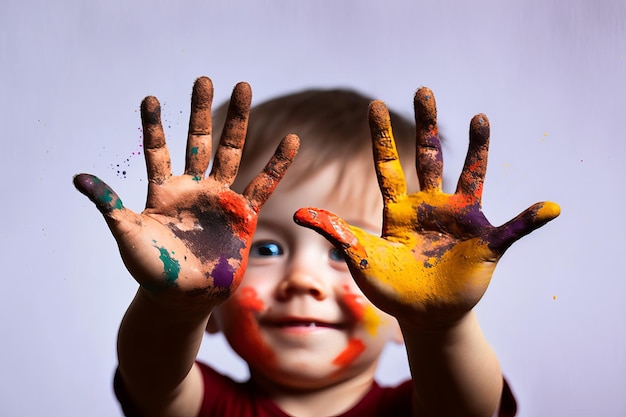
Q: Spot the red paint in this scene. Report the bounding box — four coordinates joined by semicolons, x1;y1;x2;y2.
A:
238;286;265;312
228;287;276;367
218;191;255;240
332;338;365;367
341;285;365;321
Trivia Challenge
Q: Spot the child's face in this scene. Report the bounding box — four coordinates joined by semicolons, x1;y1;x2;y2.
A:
211;163;401;390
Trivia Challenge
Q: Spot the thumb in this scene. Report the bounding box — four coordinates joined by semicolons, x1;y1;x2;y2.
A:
73;173;125;214
488;201;560;254
293;208;369;264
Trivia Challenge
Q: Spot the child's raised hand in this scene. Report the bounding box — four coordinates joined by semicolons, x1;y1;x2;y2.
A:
74;77;299;309
294;87;559;328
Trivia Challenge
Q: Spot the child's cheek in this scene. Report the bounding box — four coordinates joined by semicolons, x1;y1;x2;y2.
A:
332;339;366;367
227;286;276;366
330;286;385;368
341;285;382;336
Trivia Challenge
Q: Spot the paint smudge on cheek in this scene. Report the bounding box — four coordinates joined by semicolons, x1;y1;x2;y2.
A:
238;286;265;312
342;286;381;336
332;338;366;367
229;287;277;366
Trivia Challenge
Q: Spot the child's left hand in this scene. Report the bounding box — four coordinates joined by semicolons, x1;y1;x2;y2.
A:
294;87;560;328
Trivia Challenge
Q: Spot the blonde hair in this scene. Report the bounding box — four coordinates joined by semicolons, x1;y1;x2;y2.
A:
212;88;420;203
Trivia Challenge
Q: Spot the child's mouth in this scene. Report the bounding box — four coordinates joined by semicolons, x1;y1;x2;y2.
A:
261;317;346;330
275;321;342;329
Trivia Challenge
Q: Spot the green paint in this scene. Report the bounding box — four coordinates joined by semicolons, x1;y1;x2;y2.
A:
154;245;181;284
193;175;202;182
93;177;123;210
190;146;199;155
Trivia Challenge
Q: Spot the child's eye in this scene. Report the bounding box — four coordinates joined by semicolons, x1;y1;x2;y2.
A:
250;241;284;257
329;247;346;262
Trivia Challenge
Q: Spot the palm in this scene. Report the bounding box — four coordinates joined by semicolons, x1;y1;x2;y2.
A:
74;78;298;306
295;87;559;324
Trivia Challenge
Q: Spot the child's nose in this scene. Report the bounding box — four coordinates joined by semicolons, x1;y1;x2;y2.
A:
276;264;329;301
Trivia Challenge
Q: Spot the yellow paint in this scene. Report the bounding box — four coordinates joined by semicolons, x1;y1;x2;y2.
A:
362;303;382;336
536;202;561;221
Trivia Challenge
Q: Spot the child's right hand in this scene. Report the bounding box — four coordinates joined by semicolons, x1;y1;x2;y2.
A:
74;77;299;310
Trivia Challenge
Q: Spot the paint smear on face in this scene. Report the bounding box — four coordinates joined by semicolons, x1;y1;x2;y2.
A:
228;287;277;367
238;286;265;312
332;338;366;367
342;286;381;336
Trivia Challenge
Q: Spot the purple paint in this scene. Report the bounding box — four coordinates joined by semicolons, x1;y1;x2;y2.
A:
212;256;235;288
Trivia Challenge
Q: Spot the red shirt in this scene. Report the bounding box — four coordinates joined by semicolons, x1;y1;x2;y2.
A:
114;361;517;416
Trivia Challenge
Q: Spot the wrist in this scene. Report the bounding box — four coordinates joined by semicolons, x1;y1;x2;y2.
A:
397;310;474;341
135;286;218;320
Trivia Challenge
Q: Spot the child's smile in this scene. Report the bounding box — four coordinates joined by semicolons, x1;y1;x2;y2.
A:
211;164;402;389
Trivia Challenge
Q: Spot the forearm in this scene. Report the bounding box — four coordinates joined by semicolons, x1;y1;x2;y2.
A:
401;311;502;417
117;288;213;417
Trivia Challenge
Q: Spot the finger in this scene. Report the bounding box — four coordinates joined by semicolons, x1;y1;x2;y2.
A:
210;82;252;186
414;87;443;191
73;173;124;214
293;208;369;265
487;201;561;254
243;134;300;213
141;96;172;185
455;113;490;202
368;100;407;204
184;76;214;178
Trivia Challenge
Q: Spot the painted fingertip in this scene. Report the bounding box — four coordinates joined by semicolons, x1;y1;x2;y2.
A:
470;113;490;143
368;101;391;129
232;82;252;104
141;96;161;125
293;207;316;225
73;173;123;213
414;87;437;124
193;76;214;102
279;134;300;159
192;76;214;109
537;201;561;221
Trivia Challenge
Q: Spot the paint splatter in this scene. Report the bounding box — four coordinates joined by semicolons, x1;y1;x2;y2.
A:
108;127;143;179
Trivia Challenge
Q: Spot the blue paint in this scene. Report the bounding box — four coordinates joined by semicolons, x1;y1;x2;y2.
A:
154;245;181;284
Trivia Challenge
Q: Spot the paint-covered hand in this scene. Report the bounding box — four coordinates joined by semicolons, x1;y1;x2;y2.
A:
295;87;559;327
74;77;299;308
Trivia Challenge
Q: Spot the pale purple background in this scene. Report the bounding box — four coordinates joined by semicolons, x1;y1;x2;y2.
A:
1;1;624;416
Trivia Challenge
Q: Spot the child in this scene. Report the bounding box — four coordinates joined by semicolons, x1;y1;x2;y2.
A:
73;76;559;417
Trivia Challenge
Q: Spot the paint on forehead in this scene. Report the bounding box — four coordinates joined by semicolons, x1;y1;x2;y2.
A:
332;338;365;367
153;243;181;284
341;286;381;336
212;256;235;288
